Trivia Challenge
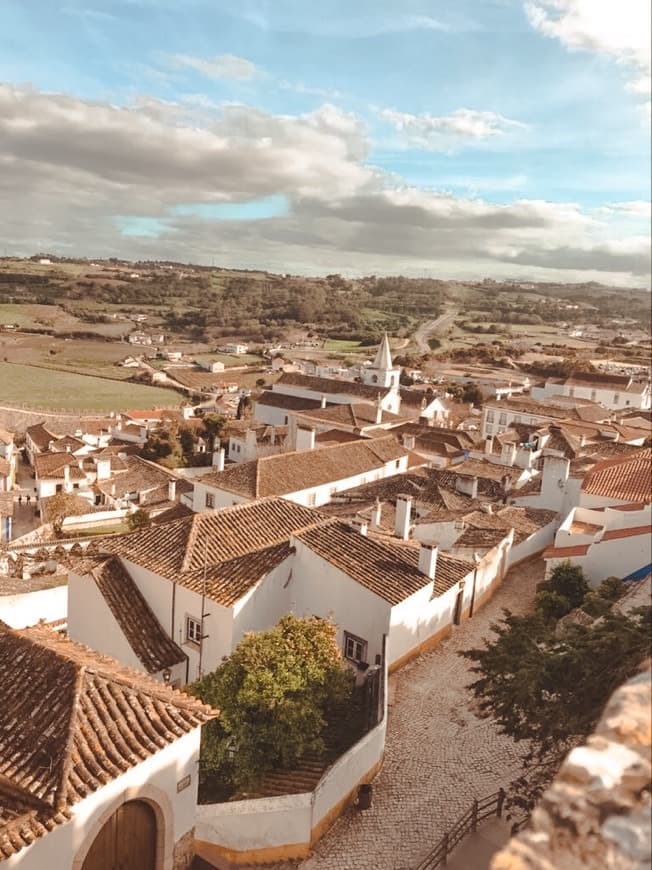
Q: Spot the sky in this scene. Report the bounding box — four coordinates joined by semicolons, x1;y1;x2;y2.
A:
0;0;650;285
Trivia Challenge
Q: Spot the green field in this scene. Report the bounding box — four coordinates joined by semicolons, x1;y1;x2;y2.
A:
0;362;181;411
323;339;366;353
194;352;262;367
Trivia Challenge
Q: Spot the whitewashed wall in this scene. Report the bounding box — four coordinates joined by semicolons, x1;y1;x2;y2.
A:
5;730;202;870
0;584;67;628
231;558;295;646
387;580;461;666
507;520;558;567
291;538;391;667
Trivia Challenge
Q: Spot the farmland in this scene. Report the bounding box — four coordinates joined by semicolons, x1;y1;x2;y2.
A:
0;362;181;411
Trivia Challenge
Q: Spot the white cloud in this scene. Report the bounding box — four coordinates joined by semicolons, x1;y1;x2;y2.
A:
171;53;259;80
379;108;527;150
0;84;648;285
525;0;651;118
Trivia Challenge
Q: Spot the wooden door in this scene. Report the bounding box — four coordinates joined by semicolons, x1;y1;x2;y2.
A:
82;800;157;870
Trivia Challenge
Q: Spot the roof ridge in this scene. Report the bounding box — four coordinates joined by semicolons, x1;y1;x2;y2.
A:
182;512;203;572
53;665;85;810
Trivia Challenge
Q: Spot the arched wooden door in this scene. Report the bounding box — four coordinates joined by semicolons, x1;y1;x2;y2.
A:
82;800;157;870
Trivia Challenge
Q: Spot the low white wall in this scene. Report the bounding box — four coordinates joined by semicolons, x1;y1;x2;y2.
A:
196;793;313;852
508;520;557;567
196;654;388;859
62;508;130;530
0;584;67;628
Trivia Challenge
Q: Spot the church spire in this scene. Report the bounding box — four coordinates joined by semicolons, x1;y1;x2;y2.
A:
372;332;393;371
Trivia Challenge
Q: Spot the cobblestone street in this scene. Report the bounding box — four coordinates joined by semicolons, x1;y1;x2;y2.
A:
289;557;546;870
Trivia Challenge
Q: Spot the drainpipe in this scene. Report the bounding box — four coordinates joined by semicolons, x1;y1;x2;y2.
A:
469;553;481;618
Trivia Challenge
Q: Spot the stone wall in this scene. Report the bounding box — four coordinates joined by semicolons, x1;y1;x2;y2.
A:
173;828;196;870
492;665;651;870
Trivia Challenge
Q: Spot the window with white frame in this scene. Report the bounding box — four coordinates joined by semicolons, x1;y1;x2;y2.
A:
344;631;367;663
486;410;495;423
205;492;215;508
499;412;507;425
186;616;202;644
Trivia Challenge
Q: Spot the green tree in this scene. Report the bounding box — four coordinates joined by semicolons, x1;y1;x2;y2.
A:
463;606;651;813
201;413;225;450
192;615;354;796
535;561;589;620
126;508;150;532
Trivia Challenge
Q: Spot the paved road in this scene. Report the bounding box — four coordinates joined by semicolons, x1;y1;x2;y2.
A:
413;311;457;354
280;557;545;870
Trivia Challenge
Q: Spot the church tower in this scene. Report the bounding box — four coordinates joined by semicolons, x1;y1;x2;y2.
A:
361;332;401;389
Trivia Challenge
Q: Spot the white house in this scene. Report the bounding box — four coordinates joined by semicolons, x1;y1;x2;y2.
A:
481;396;611;440
0;429;17;490
531;371;651;412
272;372;403;416
192;436;410;510
223;343;248;355
0;621;215;870
543;503;652;585
65;496;481;683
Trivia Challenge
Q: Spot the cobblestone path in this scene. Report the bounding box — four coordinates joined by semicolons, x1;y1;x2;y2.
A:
283;557;545;870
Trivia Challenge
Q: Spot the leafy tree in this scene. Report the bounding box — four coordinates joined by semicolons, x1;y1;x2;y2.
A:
463;606;651;814
192;615;354;796
126;508;150;532
201;413;225;450
535;561;589;620
582;576;626;617
45;492;90;536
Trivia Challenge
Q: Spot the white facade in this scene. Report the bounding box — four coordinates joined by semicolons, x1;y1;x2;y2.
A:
0;584;67;629
5;730;202;870
191;454;410;512
531;377;651;411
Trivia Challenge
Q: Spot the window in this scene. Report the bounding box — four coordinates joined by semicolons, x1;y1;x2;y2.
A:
186;616;202;644
499;413;507;425
513;415;521;424
613;393;620;404
590;389;597;401
205;492;215;508
568;387;575;398
307;492;317;506
486;424;494;435
486;410;495;423
344;632;367;663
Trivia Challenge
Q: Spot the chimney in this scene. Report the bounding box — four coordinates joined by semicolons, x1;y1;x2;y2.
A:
168;479;176;501
320;394;327;409
375;396;383;425
418;543;438;580
395;494;413;540
371;498;382;530
212;447;225;471
63;465;70;486
456;475;478;499
403;433;416;450
579;433;587;447
296;425;316;452
351;515;368;536
111;482;116;497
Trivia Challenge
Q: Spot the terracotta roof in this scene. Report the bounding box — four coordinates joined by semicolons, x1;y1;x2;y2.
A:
295;520;473;604
255;390;326;412
34;452;87;481
80;557;186;672
0;622;215;860
543;544;591;558
95;455;176;500
564;371;633;388
26;423;60;452
601;524;652;541
294;403;403;429
180;542;293;606
102;497;325;577
484;396;610;423
581;449;651;503
39;493;96;523
198;436;407;499
50;435;86;453
126;409;165;421
275;372;391;402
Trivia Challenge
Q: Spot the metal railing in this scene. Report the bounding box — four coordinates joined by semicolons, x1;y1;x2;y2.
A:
415;789;506;870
